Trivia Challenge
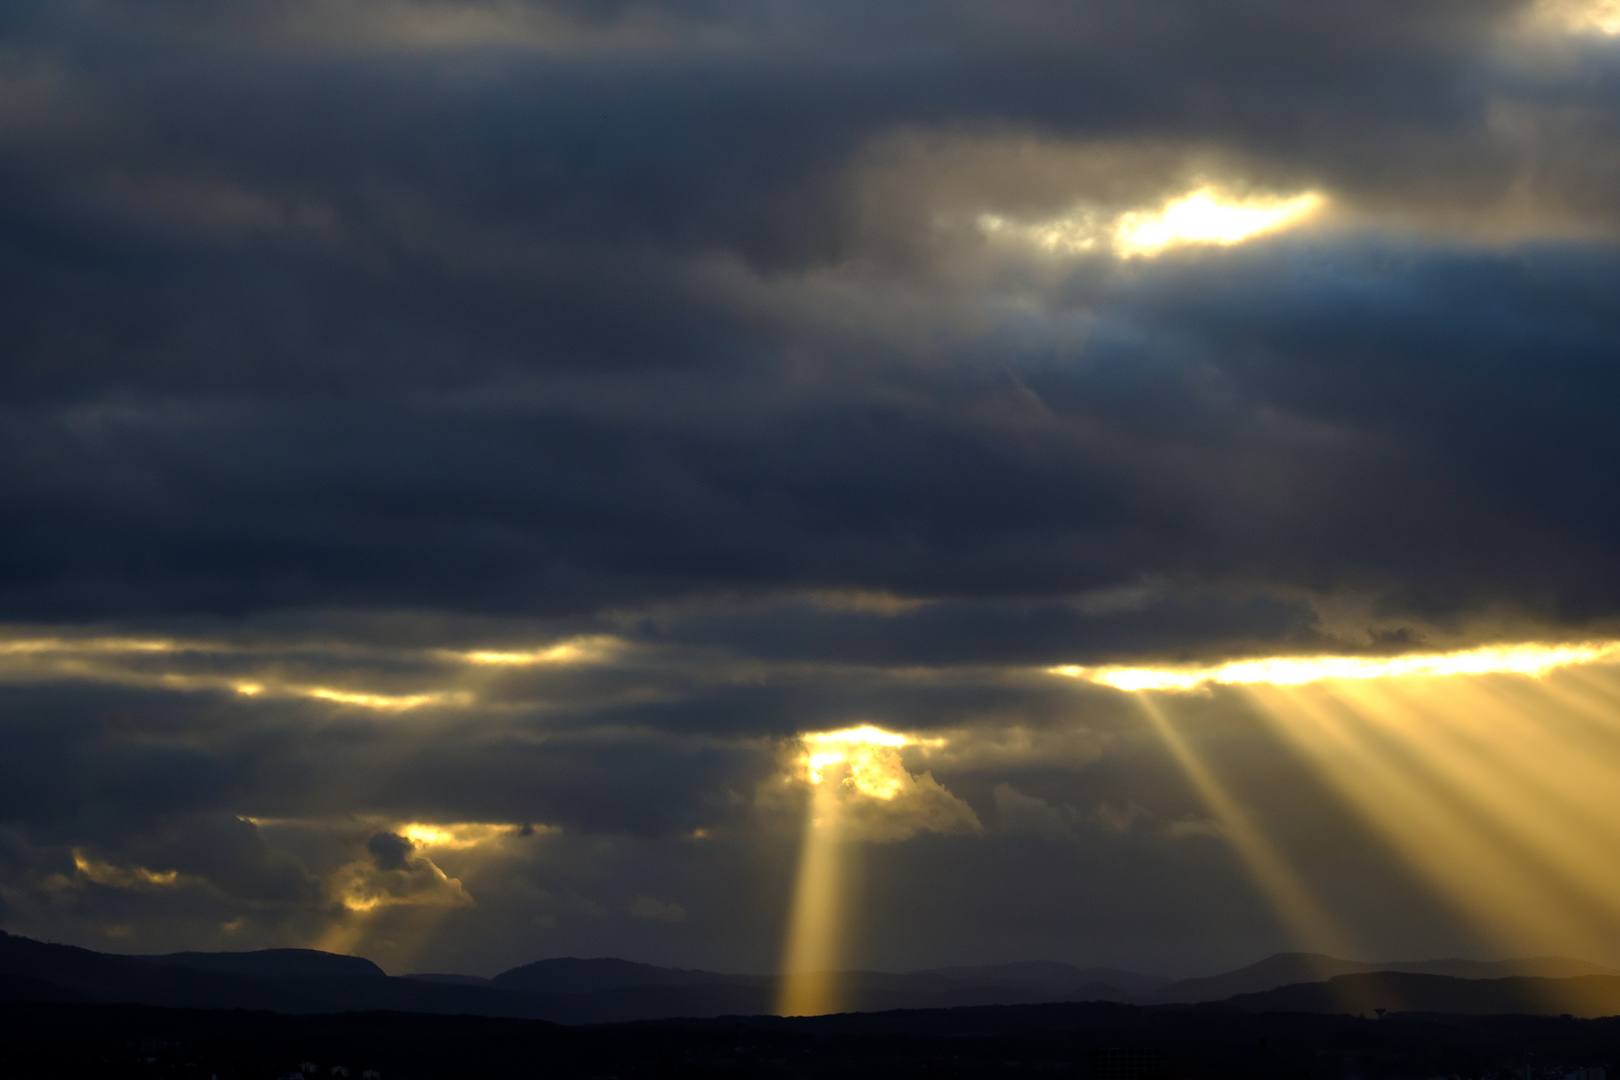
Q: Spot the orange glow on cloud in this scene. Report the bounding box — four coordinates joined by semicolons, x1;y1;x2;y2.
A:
800;725;942;798
1530;0;1620;35
1114;187;1324;256
1052;640;1620;692
454;635;619;665
979;184;1325;258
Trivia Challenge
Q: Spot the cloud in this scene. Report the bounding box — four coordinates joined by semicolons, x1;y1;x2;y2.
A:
1;0;1619;976
627;895;687;923
367;831;415;872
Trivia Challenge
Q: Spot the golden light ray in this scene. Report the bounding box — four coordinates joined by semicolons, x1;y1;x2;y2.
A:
1249;681;1620;960
778;725;950;1017
1322;679;1620;936
1053;640;1620;691
1135;696;1355;959
1059;640;1620;966
778;775;850;1017
1380;678;1620;862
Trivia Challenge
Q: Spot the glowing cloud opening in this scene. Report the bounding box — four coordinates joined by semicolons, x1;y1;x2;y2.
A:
799;725;943;797
230;682;467;710
454;635;620;666
979;185;1325;260
1113;187;1325;257
0;636;181;656
1530;0;1620;35
1051;640;1620;692
397;821;523;850
72;851;184;890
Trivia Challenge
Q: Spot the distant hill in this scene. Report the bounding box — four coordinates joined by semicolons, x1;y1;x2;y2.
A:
8;930;1618;1023
137;948;386;981
0;932;1147;1020
403;973;492;986
1142;952;1620;1004
486;956;1149;1010
918;961;1170;997
491;957;745;994
1225;971;1620;1018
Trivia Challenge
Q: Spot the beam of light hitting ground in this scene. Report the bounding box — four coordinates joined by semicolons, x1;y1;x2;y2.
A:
1248;672;1620;965
1058;643;1620;966
1133;696;1356;960
1051;641;1620;691
778;726;943;1017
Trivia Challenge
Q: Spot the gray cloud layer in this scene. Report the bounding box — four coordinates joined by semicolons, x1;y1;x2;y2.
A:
1;0;1618;975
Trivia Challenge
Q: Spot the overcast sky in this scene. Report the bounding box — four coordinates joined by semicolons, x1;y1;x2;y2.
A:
3;0;1620;979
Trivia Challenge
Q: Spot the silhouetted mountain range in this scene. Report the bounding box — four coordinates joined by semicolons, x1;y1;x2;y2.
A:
1141;951;1620;1004
5;930;1620;1022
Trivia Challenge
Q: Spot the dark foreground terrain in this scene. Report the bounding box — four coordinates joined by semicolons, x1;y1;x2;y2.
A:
3;999;1619;1080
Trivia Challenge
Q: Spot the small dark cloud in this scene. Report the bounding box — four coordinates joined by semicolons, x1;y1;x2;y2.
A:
366;831;415;873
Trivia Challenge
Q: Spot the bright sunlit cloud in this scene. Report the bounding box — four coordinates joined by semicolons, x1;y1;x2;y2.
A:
979;185;1326;259
1052;640;1620;691
304;687;464;709
71;851;184;890
454;634;620;666
1529;0;1620;35
1113;187;1325;256
800;725;944;797
0;636;181;656
398;821;531;849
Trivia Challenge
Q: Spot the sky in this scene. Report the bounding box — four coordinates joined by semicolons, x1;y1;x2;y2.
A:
5;0;1620;984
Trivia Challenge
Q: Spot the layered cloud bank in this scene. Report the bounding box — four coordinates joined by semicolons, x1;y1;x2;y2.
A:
3;0;1620;979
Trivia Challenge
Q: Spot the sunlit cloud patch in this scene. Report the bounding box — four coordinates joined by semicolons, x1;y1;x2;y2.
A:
452;635;622;666
1052;641;1620;692
1113;187;1325;257
1529;0;1620;35
0;627;629;713
979;184;1326;259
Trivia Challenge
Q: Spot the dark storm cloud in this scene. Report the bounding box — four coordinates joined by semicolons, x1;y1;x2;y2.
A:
4;0;1620;974
6;236;1620;625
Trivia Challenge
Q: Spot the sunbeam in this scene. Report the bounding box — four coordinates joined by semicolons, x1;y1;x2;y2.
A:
1135;696;1355;959
777;726;972;1015
1055;643;1620;966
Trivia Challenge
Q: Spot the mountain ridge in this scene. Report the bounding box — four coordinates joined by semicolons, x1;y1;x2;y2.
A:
1142;951;1620;1004
6;931;1619;1022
